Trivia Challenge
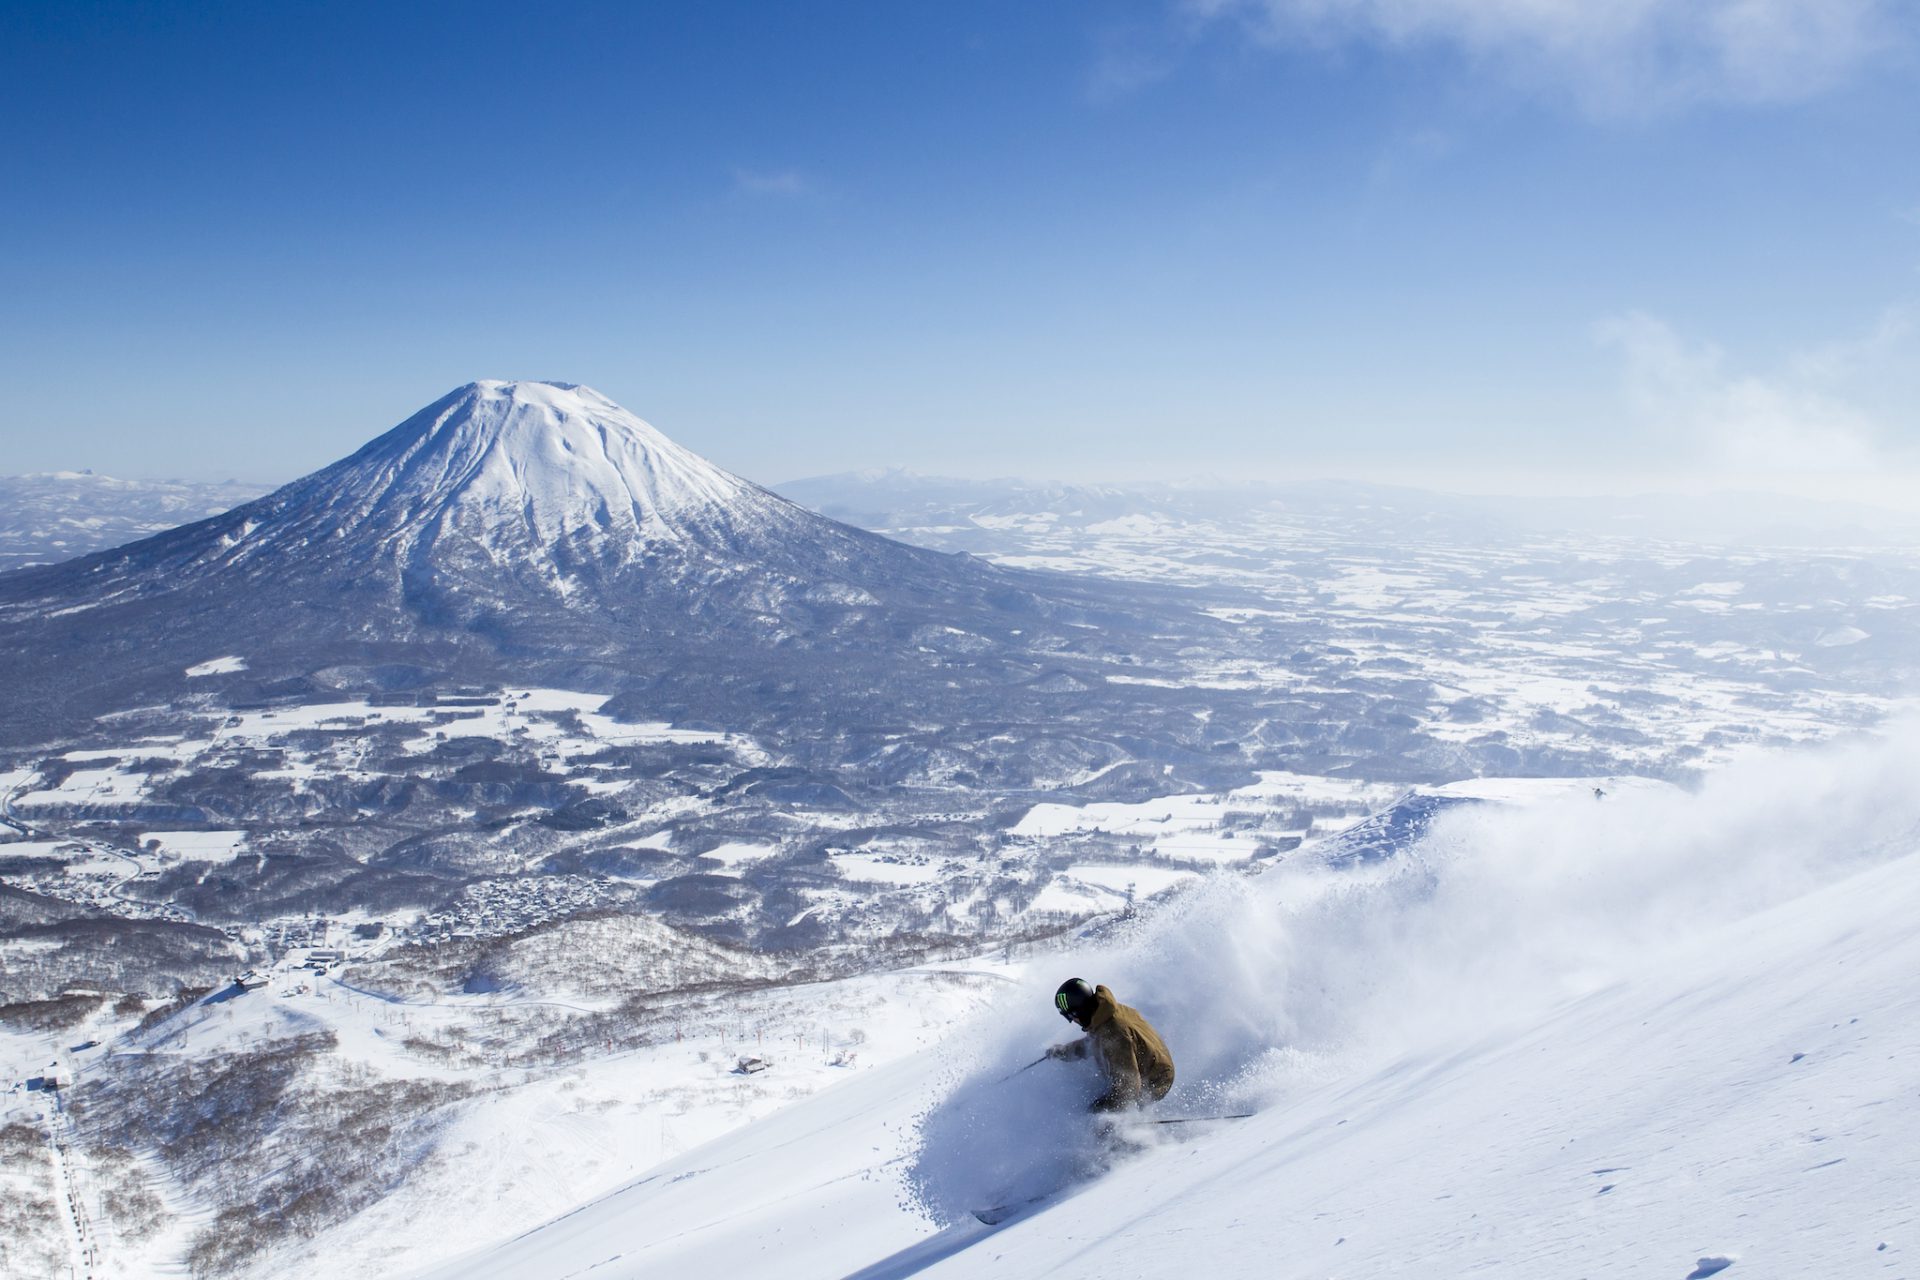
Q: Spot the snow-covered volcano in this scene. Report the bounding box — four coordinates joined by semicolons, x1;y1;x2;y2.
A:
31;381;861;595
0;381;1208;746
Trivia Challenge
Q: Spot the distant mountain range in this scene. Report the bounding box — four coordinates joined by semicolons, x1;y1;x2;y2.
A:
776;467;1920;551
0;471;267;572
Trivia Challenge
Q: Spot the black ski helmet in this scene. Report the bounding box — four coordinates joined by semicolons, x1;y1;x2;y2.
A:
1054;978;1096;1024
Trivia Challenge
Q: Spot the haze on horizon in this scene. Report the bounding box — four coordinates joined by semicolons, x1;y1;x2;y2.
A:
2;2;1918;509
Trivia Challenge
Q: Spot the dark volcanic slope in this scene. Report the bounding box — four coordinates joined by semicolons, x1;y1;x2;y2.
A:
0;382;1233;751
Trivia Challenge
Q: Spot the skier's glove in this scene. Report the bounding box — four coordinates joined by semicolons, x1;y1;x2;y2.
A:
1044;1042;1073;1061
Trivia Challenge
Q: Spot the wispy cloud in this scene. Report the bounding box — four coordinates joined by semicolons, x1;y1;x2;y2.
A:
1595;309;1907;476
1189;0;1904;114
1786;305;1915;382
731;168;815;198
1086;19;1191;102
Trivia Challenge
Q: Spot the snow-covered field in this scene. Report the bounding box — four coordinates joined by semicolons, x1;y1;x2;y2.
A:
137;830;248;861
1011;769;1396;864
7;687;765;817
422;723;1920;1278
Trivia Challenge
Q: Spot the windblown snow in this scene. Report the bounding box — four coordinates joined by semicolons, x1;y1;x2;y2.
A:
426;724;1920;1279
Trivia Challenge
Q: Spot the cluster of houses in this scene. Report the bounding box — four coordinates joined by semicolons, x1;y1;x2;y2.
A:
259;918;335;952
406;874;619;944
11;851;185;922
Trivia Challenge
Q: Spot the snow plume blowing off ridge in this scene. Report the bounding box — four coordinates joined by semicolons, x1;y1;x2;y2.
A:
906;720;1920;1223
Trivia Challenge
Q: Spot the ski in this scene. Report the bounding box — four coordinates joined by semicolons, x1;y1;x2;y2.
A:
1135;1112;1254;1125
971;1194;1052;1225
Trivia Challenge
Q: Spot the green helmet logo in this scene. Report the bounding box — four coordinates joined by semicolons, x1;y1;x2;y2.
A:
1055;978;1095;1022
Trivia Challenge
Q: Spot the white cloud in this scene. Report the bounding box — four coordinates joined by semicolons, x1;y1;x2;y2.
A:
1191;0;1902;113
1596;310;1893;475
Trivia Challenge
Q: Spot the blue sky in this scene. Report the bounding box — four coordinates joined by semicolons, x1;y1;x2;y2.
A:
2;0;1917;498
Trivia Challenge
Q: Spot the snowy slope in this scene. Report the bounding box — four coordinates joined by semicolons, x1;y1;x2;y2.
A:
30;942;1021;1280
934;852;1918;1278
428;725;1920;1279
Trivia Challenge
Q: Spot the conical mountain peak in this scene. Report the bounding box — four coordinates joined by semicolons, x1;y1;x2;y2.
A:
334;380;757;531
206;379;793;575
0;378;1008;686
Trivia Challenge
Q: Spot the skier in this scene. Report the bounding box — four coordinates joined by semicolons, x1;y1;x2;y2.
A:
969;980;1181;1223
1046;978;1174;1112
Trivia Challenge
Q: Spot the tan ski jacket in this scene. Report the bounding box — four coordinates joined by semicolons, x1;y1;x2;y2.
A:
1054;984;1174;1111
